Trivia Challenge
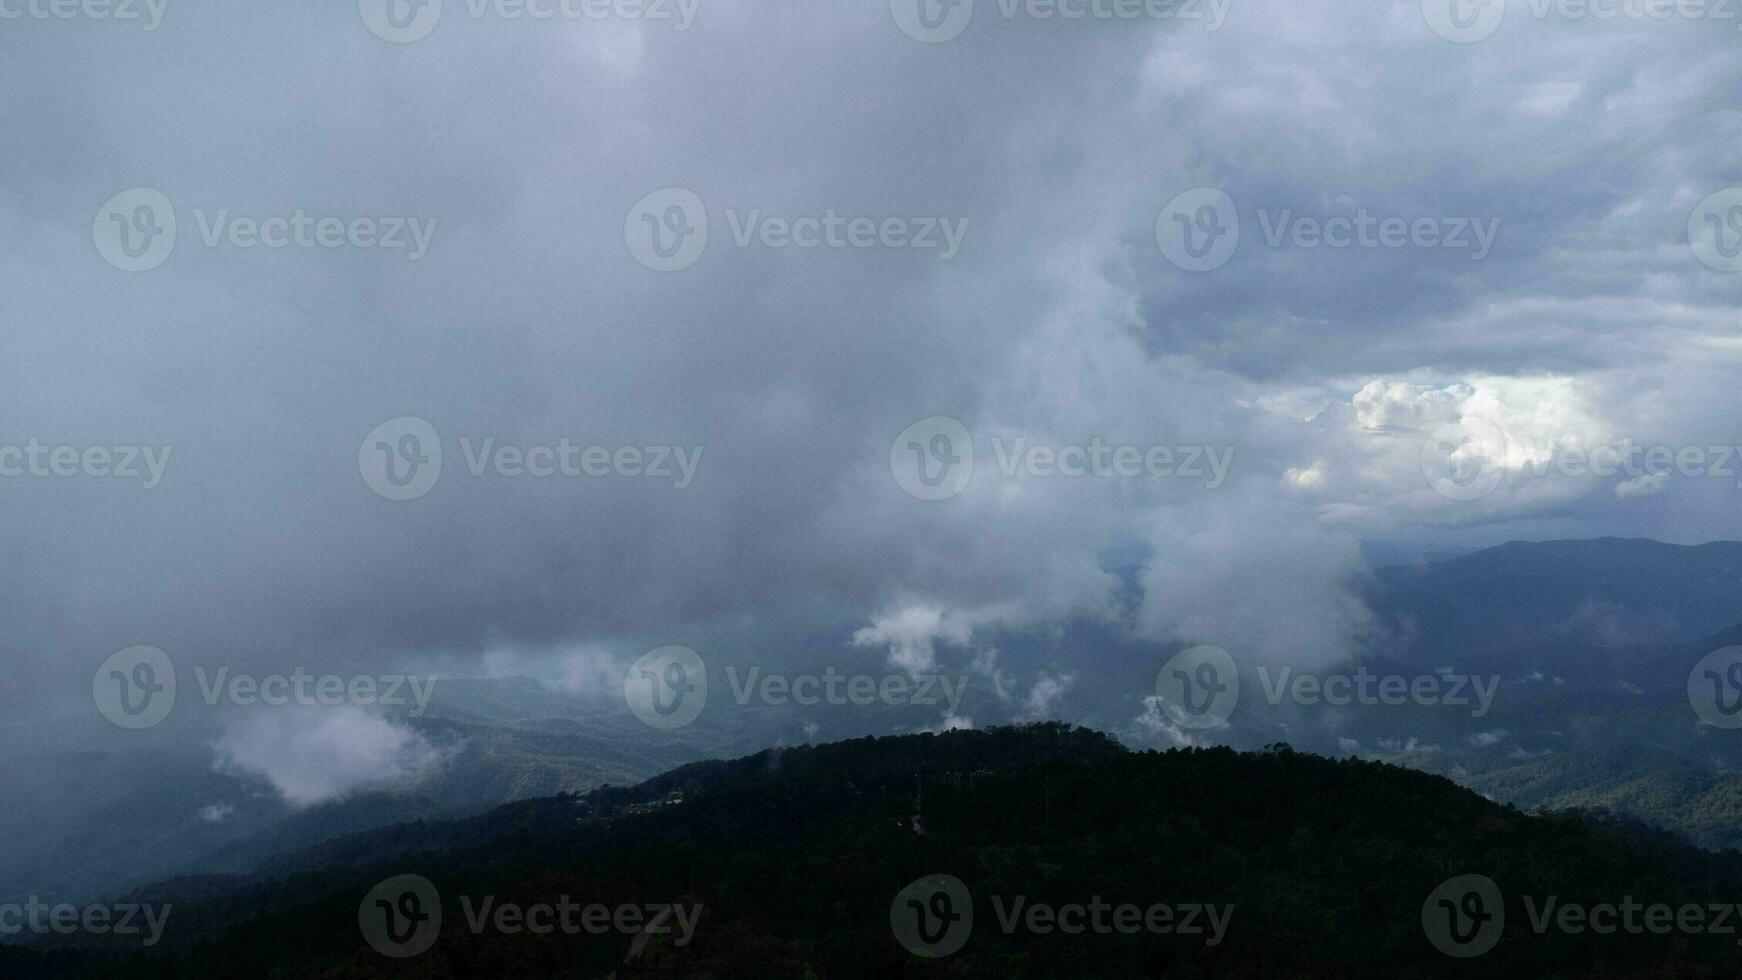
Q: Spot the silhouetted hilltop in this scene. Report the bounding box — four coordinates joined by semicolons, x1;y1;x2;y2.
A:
21;723;1742;978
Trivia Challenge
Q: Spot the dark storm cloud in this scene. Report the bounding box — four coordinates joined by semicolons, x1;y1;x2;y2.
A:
0;0;1737;749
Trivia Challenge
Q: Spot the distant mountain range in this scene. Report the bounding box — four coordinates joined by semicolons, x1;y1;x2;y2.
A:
1370;537;1742;660
1345;539;1742;850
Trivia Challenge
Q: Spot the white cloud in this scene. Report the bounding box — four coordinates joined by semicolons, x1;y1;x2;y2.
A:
1616;471;1670;499
197;802;235;823
212;707;455;809
1134;696;1210;747
1021;672;1075;720
851;604;983;678
1138;488;1371;667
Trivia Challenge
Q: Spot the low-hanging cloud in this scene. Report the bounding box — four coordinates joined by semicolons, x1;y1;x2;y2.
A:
211;707;455;808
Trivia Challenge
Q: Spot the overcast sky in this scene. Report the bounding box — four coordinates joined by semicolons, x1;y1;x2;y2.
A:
1;0;1739;745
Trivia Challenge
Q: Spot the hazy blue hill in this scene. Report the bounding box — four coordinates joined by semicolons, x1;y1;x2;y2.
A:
1370;538;1742;665
1355;618;1742;854
1455;746;1742;852
3;686;712;907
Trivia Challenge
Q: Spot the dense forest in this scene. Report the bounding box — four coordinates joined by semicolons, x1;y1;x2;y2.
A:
12;724;1742;978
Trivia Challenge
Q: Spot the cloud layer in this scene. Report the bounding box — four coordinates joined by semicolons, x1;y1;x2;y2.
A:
0;0;1736;745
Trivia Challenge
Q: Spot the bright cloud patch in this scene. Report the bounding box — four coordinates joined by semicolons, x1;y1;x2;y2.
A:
212;707;454;808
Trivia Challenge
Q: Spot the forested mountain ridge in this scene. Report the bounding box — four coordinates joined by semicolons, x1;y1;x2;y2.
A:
16;724;1742;978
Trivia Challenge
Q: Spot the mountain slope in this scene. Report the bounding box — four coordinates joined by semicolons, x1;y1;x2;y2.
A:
1371;538;1742;662
26;725;1742;978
